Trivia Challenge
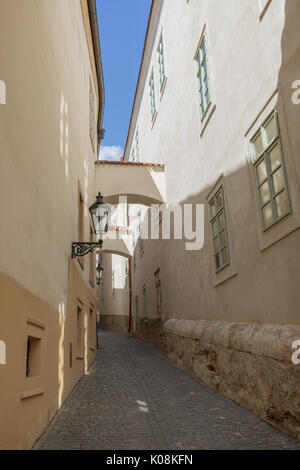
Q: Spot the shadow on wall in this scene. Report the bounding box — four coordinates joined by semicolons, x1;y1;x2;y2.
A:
125;0;300;328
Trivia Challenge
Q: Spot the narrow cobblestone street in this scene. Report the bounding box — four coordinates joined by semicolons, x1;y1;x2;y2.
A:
35;331;300;450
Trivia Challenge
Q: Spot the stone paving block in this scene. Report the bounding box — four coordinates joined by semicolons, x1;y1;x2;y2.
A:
35;331;300;450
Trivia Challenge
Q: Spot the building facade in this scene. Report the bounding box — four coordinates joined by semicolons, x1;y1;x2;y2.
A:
100;0;300;438
0;0;104;449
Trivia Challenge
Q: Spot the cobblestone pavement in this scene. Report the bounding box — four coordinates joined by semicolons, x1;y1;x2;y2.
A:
35;331;300;450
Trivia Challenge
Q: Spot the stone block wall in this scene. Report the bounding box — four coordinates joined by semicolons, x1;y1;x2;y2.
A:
160;319;300;440
100;315;129;333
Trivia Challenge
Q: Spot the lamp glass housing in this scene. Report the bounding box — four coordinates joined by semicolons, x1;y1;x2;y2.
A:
89;193;111;240
96;264;104;284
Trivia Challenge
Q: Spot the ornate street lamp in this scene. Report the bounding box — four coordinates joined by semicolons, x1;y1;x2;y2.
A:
96;264;104;285
71;193;111;259
89;192;111;239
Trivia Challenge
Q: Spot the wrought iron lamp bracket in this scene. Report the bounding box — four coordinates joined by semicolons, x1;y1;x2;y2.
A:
71;241;103;259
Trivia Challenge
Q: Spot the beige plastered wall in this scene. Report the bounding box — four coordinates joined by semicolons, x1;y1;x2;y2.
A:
0;0;100;449
118;0;300;326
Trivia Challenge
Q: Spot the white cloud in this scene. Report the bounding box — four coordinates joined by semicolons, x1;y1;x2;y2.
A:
99;145;123;161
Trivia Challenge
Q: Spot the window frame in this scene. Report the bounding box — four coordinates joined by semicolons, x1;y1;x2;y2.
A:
89;307;95;350
196;34;211;122
149;69;157;123
194;25;216;137
251;110;292;232
76;305;84;359
209;187;231;273
130;128;140;163
112;270;115;297
259;0;272;21
138;211;144;254
157;31;167;94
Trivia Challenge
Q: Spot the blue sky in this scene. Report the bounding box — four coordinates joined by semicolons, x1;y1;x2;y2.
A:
96;0;151;160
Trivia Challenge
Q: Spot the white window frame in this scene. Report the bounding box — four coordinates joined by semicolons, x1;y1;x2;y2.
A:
149;69;157;126
157;30;167;98
244;91;300;252
258;0;272;21
194;25;216;137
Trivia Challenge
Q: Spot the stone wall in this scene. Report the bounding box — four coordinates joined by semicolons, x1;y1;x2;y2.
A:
100;315;129;332
135;318;164;347
161;319;300;440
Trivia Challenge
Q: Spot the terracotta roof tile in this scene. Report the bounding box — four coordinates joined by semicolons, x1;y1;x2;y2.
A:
96;160;164;168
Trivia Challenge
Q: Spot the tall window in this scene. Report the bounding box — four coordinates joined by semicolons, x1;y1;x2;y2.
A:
26;336;41;378
134;129;140;162
130;130;140;162
196;34;211;120
157;33;166;90
149;70;156;122
209;187;230;272
138;211;144;253
89;79;95;150
251;110;291;230
154;269;162;318
77;306;83;357
131;147;136;163
89;308;94;347
142;285;148;317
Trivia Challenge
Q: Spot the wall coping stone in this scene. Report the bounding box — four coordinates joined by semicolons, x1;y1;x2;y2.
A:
164;319;300;363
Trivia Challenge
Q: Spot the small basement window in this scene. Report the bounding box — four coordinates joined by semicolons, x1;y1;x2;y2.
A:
26;336;41;378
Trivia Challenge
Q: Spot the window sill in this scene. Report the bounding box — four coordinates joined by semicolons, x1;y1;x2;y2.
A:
76;354;84;360
21;388;44;400
200;103;216;137
214;269;238;288
160;77;167;101
259;0;272;21
259;212;300;252
90;132;96;154
151;111;158;130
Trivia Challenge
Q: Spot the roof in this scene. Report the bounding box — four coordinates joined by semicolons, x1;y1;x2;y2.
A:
96;160;164;169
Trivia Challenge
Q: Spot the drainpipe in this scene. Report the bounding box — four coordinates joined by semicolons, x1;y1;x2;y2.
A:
88;0;105;154
127;205;132;333
128;258;132;334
